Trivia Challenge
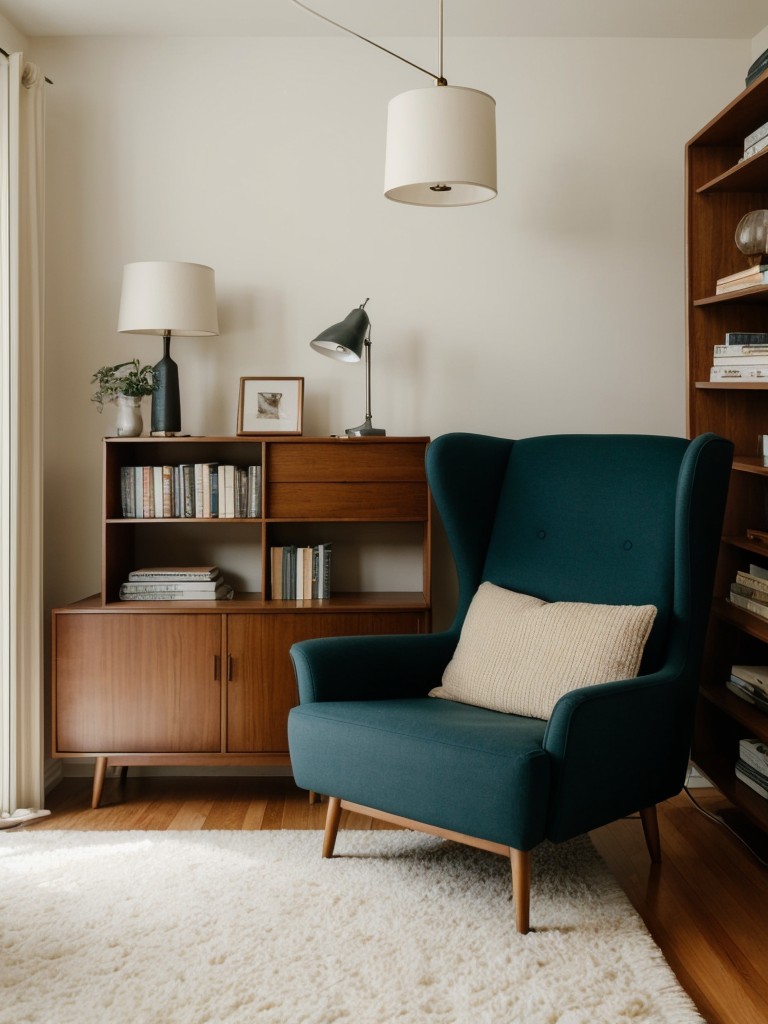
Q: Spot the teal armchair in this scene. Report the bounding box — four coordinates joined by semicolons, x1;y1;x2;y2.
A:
288;432;732;932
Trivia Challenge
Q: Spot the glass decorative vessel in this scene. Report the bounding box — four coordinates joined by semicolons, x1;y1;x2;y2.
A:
735;209;768;263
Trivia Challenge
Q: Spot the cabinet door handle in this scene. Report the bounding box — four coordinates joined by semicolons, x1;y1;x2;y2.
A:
213;654;221;681
227;654;233;682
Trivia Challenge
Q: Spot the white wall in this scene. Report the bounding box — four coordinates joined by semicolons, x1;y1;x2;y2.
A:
31;33;750;617
0;12;27;52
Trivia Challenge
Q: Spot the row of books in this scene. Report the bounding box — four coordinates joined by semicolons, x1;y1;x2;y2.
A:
740;117;768;162
715;264;768;296
726;564;768;622
118;565;234;601
270;545;332;600
736;737;768;801
119;464;261;519
726;663;768;715
708;332;768;382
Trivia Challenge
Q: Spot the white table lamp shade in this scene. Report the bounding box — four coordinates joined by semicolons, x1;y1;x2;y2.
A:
384;86;497;207
118;261;219;336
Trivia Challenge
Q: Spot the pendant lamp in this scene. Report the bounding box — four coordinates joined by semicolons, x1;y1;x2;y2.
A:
291;0;497;207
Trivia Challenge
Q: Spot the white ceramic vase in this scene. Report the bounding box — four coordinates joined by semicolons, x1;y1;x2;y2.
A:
115;394;143;437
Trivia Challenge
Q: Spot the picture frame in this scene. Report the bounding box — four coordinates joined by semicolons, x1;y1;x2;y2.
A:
236;377;304;436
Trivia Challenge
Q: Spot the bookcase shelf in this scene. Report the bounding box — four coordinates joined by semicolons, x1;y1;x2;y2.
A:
686;73;768;834
53;435;432;806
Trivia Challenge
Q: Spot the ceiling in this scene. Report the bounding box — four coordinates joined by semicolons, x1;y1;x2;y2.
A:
1;0;767;40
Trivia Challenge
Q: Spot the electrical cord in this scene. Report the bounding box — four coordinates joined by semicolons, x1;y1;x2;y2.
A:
682;776;768;868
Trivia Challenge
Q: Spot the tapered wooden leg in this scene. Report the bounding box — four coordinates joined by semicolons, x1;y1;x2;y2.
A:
640;805;662;864
322;796;342;858
91;757;108;809
510;848;531;934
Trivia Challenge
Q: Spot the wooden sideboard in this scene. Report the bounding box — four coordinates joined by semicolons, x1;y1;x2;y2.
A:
52;436;431;806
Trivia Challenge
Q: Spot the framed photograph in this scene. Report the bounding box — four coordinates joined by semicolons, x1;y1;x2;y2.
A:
237;377;304;436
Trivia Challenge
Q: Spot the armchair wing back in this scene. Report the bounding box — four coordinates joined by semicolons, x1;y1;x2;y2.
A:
288;432;733;932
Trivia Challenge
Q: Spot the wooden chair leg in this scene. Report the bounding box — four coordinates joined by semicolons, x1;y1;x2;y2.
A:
91;757;108;809
640;805;662;864
510;848;531;934
322;796;343;858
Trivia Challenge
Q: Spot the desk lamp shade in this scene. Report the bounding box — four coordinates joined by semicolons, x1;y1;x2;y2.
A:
117;261;219;434
310;301;385;436
310;307;369;362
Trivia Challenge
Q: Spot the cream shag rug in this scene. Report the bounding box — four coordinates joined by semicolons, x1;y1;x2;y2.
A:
0;830;704;1024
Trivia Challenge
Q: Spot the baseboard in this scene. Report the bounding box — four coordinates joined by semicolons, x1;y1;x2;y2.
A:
44;758;64;794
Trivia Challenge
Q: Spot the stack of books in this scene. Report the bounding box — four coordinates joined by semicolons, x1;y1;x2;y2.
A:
740;118;768;162
736;738;768;800
119;463;261;519
727;664;768;713
270;545;332;600
709;332;768;381
119;566;234;601
727;565;768;620
715;265;768;295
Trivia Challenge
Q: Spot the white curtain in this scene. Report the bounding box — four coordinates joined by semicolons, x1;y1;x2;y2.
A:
0;52;46;821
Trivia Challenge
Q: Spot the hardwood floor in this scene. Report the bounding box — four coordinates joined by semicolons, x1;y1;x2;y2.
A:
31;775;768;1024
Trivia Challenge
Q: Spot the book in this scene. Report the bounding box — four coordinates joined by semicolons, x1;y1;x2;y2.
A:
713;354;768;366
745;119;768;150
247;465;261;518
153;466;163;518
119;583;234;601
732;664;768;690
142;466;153;518
128;565;221;581
735;569;768;594
120;578;224;594
735;760;768;799
713;344;768;358
708;368;768;385
730;581;768;605
724;331;768;346
726;676;768;713
739;738;768;775
716;264;768;286
747;563;768;582
120;466;134;517
715;271;768;294
162;465;173;518
271;547;283;599
743;135;768;160
728;591;768;619
182;464;195;517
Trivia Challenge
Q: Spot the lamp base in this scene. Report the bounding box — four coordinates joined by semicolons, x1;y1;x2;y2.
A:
151;334;182;435
346;416;386;437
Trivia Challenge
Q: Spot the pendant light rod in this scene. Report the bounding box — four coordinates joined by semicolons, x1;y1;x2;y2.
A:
290;0;448;85
438;0;444;83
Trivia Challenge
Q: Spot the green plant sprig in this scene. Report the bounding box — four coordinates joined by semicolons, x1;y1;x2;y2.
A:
91;359;157;411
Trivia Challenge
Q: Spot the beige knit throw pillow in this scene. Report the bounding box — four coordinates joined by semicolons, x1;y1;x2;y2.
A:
430;582;657;720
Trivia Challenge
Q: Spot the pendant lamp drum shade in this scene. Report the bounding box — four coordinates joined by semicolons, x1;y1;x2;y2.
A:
117;261;219;337
384;86;497;207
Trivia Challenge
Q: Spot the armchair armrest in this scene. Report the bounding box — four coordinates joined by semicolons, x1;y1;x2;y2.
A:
290;631;458;704
542;668;692;842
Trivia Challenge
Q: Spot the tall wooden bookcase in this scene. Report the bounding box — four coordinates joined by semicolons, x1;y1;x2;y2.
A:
52;436;431;807
686;73;768;839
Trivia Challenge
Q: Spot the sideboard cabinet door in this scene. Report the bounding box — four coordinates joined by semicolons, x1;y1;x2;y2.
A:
55;613;222;753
